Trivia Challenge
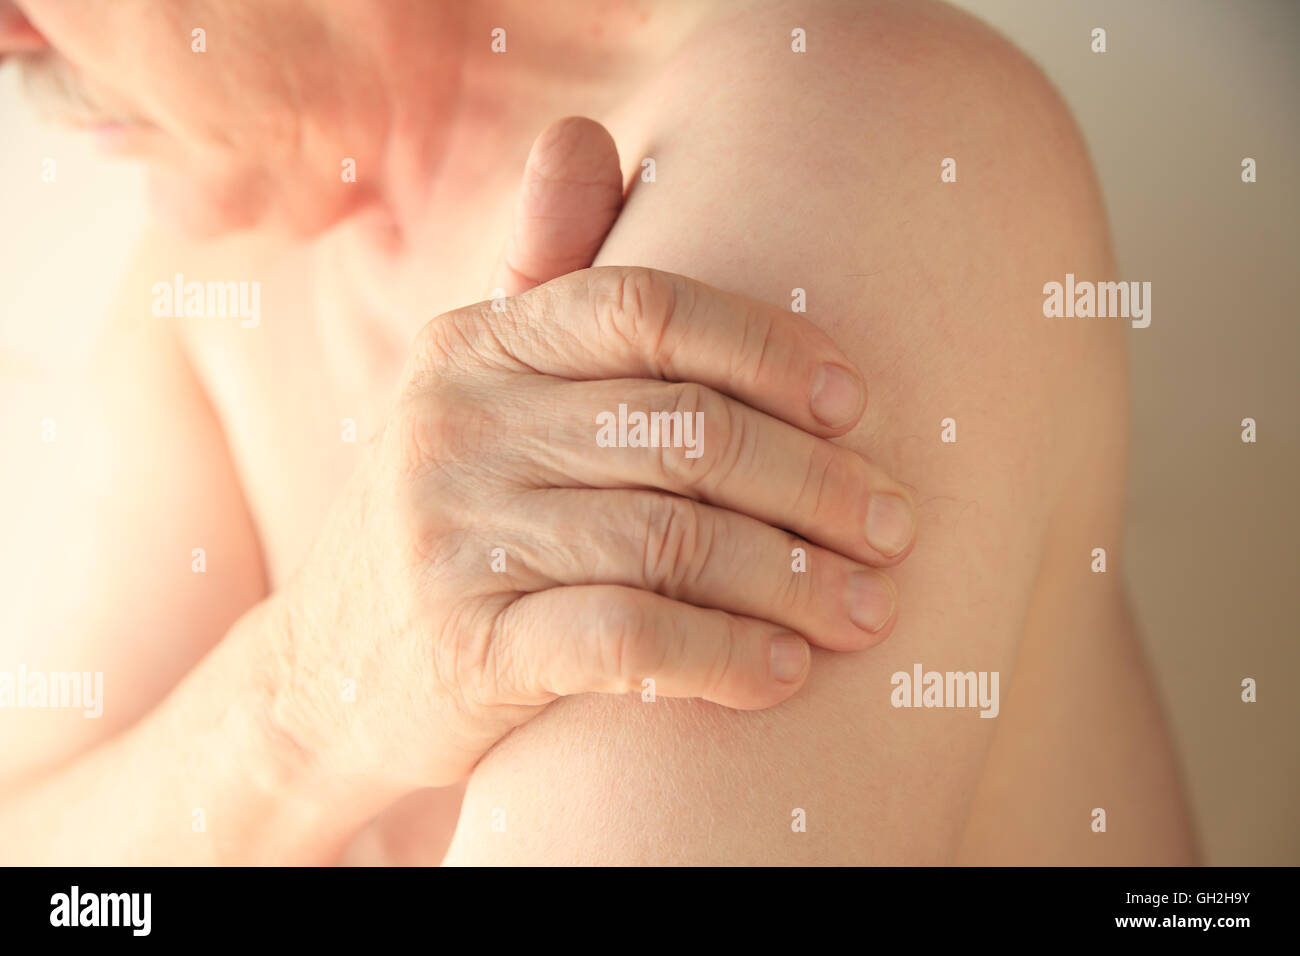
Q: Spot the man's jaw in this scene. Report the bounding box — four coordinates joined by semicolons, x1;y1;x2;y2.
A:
14;50;156;149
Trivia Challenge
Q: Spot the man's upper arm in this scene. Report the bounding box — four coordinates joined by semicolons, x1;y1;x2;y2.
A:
442;0;1119;864
0;237;266;789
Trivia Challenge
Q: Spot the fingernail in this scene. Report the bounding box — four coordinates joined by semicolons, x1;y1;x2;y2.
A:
865;493;915;557
846;571;896;633
810;363;865;428
769;635;809;683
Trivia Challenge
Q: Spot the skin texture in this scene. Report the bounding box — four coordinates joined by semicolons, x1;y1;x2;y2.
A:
0;0;1195;864
442;1;1196;864
2;0;921;862
5;160;925;861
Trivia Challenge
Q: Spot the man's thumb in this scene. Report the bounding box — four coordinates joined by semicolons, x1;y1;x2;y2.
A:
489;116;623;298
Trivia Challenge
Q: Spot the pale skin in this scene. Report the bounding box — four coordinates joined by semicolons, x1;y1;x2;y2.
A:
0;0;1196;864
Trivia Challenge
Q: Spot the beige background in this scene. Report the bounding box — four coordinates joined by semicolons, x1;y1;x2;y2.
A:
949;0;1300;865
3;1;1297;864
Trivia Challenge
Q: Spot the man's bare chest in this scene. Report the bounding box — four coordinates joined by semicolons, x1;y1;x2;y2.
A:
178;268;404;587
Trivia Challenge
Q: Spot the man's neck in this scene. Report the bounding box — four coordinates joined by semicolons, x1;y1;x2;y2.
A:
315;0;723;349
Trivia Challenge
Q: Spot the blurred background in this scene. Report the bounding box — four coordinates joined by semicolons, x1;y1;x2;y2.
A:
3;0;1297;864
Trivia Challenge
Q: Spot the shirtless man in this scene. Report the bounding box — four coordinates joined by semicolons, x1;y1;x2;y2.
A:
0;0;1195;864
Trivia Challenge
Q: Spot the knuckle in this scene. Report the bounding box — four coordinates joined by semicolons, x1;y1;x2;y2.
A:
592;593;664;691
656;382;724;493
371;397;497;580
412;308;488;376
384;389;491;482
702;614;741;698
793;441;841;526
435;599;500;707
776;536;813;610
591;266;680;371
477;603;525;705
405;515;477;586
737;310;778;386
640;494;710;595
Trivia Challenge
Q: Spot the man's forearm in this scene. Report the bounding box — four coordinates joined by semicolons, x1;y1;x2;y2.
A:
0;596;398;865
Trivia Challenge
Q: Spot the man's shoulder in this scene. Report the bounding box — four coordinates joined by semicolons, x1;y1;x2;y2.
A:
657;0;1091;170
618;0;1111;288
444;3;1134;867
608;0;1117;431
601;0;1127;540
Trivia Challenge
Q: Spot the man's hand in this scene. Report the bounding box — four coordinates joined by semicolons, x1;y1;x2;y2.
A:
277;265;917;795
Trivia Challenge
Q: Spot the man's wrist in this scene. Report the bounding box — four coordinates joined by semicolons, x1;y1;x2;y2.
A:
228;595;406;861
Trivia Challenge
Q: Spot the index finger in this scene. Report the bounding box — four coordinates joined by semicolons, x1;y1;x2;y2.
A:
422;266;868;436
